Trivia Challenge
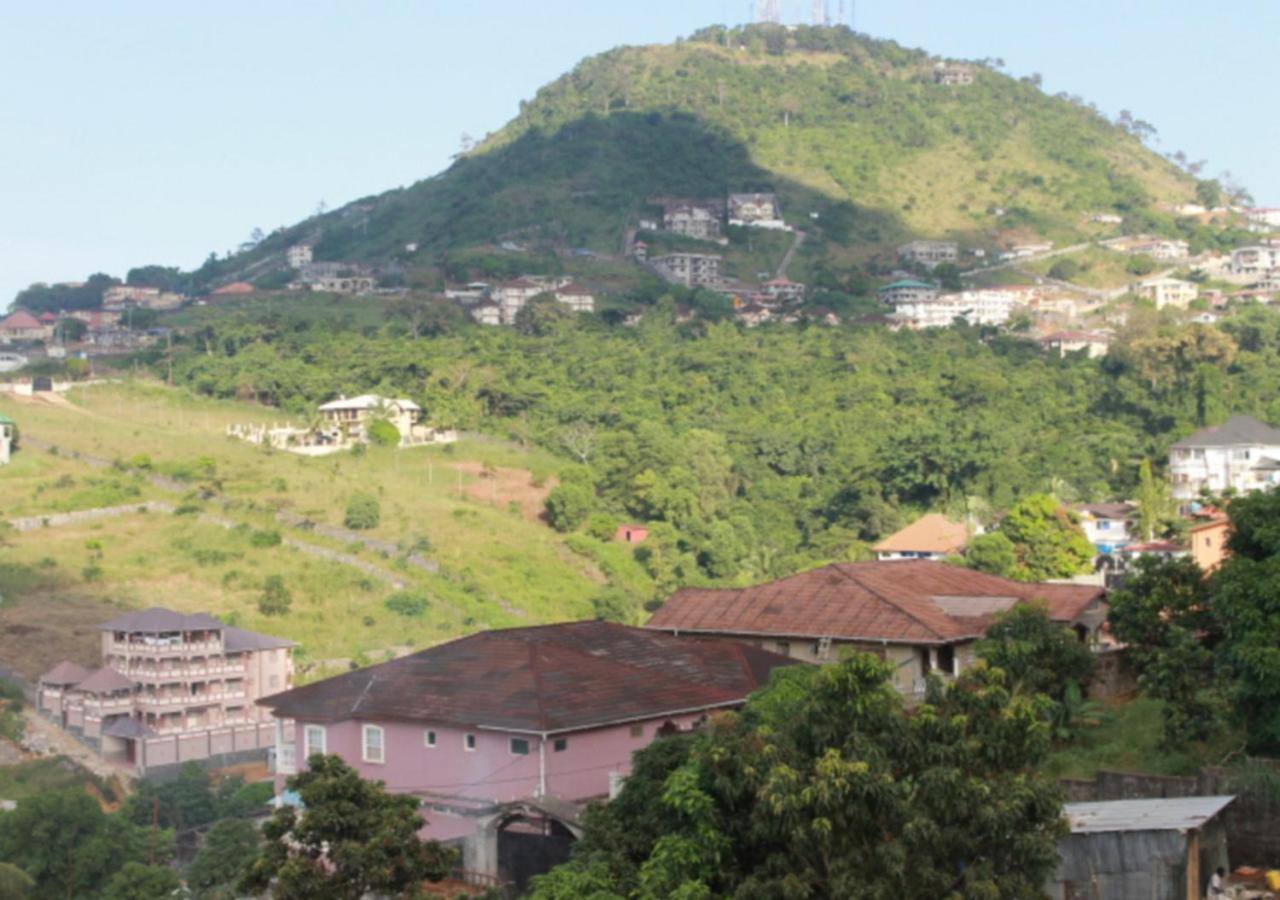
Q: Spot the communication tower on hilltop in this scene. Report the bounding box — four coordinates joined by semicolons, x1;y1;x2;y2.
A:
756;0;781;23
811;0;829;25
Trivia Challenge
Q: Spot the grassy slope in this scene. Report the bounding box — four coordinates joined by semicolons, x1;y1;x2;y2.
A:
0;382;607;679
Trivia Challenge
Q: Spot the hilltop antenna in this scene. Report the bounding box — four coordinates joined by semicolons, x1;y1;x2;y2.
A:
756;0;781;23
811;0;829;24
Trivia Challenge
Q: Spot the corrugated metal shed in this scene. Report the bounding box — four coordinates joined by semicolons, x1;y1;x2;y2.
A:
1065;796;1235;834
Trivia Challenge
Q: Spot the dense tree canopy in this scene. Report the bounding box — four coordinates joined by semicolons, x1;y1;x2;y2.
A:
531;656;1066;899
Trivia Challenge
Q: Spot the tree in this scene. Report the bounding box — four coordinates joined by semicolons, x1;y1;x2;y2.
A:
0;789;165;899
123;761;216;830
102;862;181;900
258;575;293;616
933;262;963;291
997;494;1095;581
240;755;454;899
976;602;1095;703
1211;490;1280;752
1134;458;1174;542
343;493;381;530
0;863;33;900
544;482;595;533
514;295;571;336
1125;254;1157;276
366;419;400;447
965;531;1017;576
187;818;260;898
1107;557;1221;746
532;655;1065;898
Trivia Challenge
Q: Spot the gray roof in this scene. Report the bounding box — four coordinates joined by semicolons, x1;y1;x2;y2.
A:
98;608;224;633
1252;456;1280;471
101;718;157;739
1171;415;1280;449
1063;796;1235;834
74;667;136;694
40;661;93;686
224;626;296;652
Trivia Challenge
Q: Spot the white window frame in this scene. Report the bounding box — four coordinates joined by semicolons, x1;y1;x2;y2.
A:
362;724;385;764
303;724;326;758
424;730;437;749
464;733;477;752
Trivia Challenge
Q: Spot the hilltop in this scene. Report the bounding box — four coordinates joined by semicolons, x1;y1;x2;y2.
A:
199;23;1202;292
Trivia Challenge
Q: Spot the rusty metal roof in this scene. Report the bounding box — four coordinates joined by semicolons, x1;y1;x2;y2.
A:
1064;796;1235;834
259;621;797;734
645;560;1104;645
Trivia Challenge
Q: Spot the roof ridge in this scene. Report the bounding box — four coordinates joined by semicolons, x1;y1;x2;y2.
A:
830;561;951;640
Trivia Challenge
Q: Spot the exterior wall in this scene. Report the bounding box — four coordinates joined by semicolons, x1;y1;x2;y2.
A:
1079;515;1133;555
1190;521;1230;572
1169;442;1280;499
287;712;706;817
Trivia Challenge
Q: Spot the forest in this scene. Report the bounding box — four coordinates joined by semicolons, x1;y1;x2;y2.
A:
157;299;1280;602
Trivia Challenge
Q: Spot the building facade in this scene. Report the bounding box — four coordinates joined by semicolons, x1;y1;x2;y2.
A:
38;609;293;775
651;253;722;288
727;193;786;229
877;279;939;308
1132;277;1198;310
663;203;722;240
897;240;959;269
1073;503;1137;556
286;244;314;269
1231;245;1280;277
1168;415;1280;500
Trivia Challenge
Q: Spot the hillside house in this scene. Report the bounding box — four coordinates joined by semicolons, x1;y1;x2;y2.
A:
0;311;49;343
736;303;774;327
286;244;314;269
0;413;13;465
1128;238;1190;261
877;279;939;307
489;277;570;324
651;253;722;288
259;622;796;890
1230;245;1280;277
888;288;1017;328
760;277;806;303
470;300;502;326
315;394;446;447
1189;517;1231;572
307;275;376;295
1245;207;1280;230
1132;277;1198;310
615;524;649;544
1039;330;1112;359
728;193;787;229
933;62;974;85
897;240;959;269
38;609;293;776
662;203;722;240
1074;503;1137;556
1168;415;1280;500
873;514;969;560
553;283;595;313
646;559;1106;699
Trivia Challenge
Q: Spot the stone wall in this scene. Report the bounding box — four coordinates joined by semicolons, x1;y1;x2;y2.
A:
1062;765;1280;866
8;501;174;532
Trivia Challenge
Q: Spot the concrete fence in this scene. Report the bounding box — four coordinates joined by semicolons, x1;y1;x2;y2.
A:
7;501;174;532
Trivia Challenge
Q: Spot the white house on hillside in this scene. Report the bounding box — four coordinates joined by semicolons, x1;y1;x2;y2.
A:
1168;415;1280;500
1131;277;1198;310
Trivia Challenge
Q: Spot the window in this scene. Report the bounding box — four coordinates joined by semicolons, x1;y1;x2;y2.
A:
304;724;326;757
510;738;530;756
424;730;437;748
464;733;477;752
553;738;568;752
775;640;791;656
630;724;644;738
362;725;384;764
1098;520;1111;531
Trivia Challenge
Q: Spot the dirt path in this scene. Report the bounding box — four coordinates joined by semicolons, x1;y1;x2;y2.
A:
22;709;133;785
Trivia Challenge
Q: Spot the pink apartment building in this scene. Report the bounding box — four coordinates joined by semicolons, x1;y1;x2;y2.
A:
259;621;796;890
38;608;294;776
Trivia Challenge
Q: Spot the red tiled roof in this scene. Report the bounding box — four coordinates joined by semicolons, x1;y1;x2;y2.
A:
259;621;797;733
74;667;136;694
0;311;43;330
873;514;969;555
645;560;1104;645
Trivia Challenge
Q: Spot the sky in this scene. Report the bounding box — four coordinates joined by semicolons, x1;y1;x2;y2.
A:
1;0;1276;305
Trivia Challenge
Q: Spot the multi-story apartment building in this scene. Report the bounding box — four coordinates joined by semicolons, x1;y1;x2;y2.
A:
897;240;959;269
286;244;313;269
662;203;722;240
887;288;1015;328
39;608;293;776
1132;276;1198;310
650;253;722;288
1231;245;1280;277
933;62;975;85
1168;415;1280;500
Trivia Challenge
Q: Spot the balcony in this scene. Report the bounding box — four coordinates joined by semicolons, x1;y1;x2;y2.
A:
115;661;247;681
109;640;223;657
137;689;246;708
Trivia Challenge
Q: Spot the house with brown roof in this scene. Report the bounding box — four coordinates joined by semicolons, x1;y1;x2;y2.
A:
873;513;970;561
38;608;294;776
645;559;1107;698
258;621;795;888
0;311;49;342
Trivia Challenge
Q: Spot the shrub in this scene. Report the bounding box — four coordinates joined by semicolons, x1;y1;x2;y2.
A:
585;513;617;542
367;419;401;447
544;483;595;533
258;575;292;616
384;592;430;617
344;493;381;530
249;529;282;548
81;564;104;582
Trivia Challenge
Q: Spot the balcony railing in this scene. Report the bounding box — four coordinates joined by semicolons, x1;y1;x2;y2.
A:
137;690;246;708
109;640;223;656
115;662;248;680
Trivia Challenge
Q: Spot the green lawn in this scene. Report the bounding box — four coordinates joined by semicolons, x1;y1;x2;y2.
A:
1042;697;1243;780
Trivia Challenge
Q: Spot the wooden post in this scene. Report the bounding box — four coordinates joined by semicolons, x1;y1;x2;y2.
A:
1187;829;1201;900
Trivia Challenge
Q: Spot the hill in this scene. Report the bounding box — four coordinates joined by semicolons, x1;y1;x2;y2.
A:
203;23;1202;292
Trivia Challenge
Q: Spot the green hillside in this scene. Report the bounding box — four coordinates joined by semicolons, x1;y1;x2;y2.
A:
214;23;1198;288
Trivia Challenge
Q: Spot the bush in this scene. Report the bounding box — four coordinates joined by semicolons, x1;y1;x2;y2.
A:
81;564;104;582
384;592;430;617
367;419;401;447
585;513;617;542
344;493;381;530
258;575;292;616
249;529;282;548
544;483;595;533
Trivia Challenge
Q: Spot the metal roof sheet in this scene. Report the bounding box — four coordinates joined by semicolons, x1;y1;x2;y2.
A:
1063;796;1235;834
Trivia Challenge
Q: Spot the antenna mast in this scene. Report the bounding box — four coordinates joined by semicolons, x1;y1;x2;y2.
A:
756;0;781;23
811;0;829;25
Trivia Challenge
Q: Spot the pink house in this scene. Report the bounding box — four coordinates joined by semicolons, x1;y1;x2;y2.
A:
615;523;649;544
259;621;795;890
38;608;295;776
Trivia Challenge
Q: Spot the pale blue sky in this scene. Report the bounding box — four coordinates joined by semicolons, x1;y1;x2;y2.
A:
2;1;1275;304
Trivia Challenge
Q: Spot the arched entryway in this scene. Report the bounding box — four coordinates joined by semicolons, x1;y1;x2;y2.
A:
495;811;577;893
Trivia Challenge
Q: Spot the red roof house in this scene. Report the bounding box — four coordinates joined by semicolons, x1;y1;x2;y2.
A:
645;559;1106;697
